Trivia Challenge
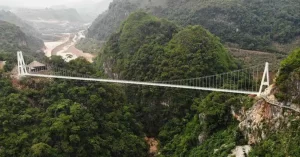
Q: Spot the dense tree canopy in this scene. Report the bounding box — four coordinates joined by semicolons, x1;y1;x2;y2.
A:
159;92;253;157
0;58;148;157
86;0;300;53
0;20;44;54
276;48;300;104
1;6;299;156
98;12;244;156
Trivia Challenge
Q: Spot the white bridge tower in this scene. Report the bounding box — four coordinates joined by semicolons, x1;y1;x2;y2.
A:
17;51;28;76
258;62;270;96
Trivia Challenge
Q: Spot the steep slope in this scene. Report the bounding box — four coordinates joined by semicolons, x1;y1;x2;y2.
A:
0;11;44;52
98;11;300;156
100;11;236;81
0;58;148;156
98;11;237;144
0;21;44;53
156;48;300;156
276;48;300;104
0;10;41;37
87;0;139;40
87;0;166;40
87;0;300;53
239;49;300;156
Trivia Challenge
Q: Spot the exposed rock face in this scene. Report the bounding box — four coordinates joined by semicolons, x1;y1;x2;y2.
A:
238;85;299;145
145;137;159;156
229;145;251;157
198;132;206;145
238;99;284;144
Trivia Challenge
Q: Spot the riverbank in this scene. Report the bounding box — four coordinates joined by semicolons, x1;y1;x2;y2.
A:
44;31;95;62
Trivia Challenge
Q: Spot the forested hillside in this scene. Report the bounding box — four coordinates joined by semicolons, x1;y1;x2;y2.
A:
248;49;300;156
87;0;139;41
1;11;252;156
0;58;148;156
276;48;300;103
97;12;252;156
86;0;300;53
0;21;44;53
1;6;300;156
0;11;44;52
0;10;41;38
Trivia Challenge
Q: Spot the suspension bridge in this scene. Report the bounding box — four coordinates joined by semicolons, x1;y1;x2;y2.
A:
17;51;271;96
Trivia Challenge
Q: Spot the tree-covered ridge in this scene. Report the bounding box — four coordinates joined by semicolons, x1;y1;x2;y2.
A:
0;21;29;52
165;0;300;52
86;0;300;53
0;20;44;53
100;11;236;80
0;10;45;52
0;57;148;157
248;117;300;157
0;20;44;54
159;92;253;157
0;10;41;38
98;11;246;156
276;48;300;104
87;0;139;40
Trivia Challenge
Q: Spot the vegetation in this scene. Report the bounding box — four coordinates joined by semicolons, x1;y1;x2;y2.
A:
245;47;300;156
76;38;105;54
86;0;300;53
249;116;300;156
162;0;300;52
87;0;139;40
0;52;15;71
276;48;300;104
0;20;44;53
2;11;251;156
1;6;299;156
0;10;41;38
97;12;256;156
0;11;45;52
0;57;148;156
159;92;253;157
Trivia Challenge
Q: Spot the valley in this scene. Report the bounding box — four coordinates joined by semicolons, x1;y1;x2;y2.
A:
0;0;300;156
44;30;94;62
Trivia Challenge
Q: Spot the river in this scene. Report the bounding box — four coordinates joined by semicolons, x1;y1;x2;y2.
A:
44;30;94;62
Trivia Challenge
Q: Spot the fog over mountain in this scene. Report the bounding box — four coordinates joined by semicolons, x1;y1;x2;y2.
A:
0;0;112;22
0;0;110;9
68;0;113;21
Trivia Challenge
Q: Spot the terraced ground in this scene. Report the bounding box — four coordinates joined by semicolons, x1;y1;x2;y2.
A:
228;48;287;71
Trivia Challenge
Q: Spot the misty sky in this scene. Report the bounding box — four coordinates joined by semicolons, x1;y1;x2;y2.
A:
0;0;105;8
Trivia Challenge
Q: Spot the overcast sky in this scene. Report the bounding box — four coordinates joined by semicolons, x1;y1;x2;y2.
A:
0;0;105;8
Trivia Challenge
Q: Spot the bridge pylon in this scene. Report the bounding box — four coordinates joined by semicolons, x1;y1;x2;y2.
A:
258;62;270;96
17;51;28;76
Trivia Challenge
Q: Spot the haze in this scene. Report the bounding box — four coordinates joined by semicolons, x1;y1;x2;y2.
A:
0;0;107;8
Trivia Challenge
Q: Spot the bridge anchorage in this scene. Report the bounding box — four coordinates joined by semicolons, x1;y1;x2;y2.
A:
17;51;271;96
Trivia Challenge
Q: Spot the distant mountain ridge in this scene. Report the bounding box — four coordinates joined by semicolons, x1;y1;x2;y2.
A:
86;0;300;53
0;10;41;38
87;0;167;40
0;20;44;53
69;0;113;22
12;8;83;22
